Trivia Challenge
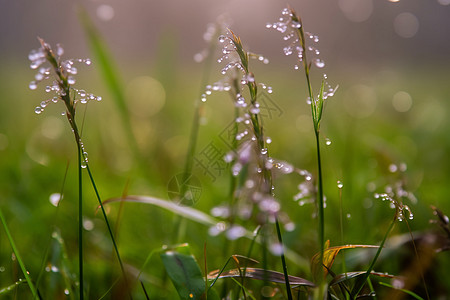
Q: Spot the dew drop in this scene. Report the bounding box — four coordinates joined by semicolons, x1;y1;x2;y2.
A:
29;81;38;90
84;59;92;66
291;21;301;28
389;164;398;173
261;148;268;155
201;94;207;102
266;137;272;144
218;35;226;43
325;138;331;146
64;289;70;295
346;213;351;219
337;181;343;189
314;58;325;68
67;76;76;85
35;106;43;114
49;193;61;207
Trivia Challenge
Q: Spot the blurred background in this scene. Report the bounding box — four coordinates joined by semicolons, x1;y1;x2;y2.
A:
1;0;450;298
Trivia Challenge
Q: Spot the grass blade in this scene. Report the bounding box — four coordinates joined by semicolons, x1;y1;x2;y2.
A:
0;279;27;295
207;268;316;287
103;195;219;226
0;208;40;299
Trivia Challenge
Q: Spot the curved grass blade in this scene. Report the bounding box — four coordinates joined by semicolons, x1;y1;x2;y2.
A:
207;268;315;288
0;208;40;299
103;195;218;226
103;195;310;271
160;244;205;300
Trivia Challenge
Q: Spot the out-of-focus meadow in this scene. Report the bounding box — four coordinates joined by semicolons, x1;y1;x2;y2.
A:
1;0;450;298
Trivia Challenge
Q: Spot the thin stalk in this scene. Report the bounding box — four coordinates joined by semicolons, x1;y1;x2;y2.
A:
0;208;40;299
275;219;293;300
404;219;430;300
314;130;325;286
289;9;326;291
85;163;132;299
228;31;293;298
77;143;84;300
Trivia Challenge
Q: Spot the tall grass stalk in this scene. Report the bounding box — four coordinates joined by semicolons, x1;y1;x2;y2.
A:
288;8;327;288
30;39;131;299
227;31;293;300
0;208;40;299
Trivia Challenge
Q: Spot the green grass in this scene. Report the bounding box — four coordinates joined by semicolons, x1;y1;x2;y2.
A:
0;4;450;300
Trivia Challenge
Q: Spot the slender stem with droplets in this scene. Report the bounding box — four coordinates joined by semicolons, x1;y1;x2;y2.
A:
289;9;326;290
37;39;132;299
228;31;293;300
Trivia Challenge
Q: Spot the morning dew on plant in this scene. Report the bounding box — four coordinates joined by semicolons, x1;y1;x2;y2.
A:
28;39;101;115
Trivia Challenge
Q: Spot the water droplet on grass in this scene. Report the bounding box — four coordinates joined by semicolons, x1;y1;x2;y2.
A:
29;81;38;90
314;58;325;68
389;164;398;173
325;138;331;145
337;181;343;189
49;193;61;207
67;76;76;85
218;35;226;43
35;107;43;114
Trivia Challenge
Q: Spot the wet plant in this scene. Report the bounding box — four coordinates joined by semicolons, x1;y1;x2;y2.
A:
267;7;338;296
3;3;444;299
28;39;129;299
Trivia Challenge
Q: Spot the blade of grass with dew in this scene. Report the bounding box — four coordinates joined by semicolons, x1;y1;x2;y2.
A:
0;208;40;299
0;279;27;296
160;244;206;300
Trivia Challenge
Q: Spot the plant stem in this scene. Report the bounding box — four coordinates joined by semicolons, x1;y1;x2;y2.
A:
85;163;132;299
275;219;293;300
314;129;325;285
77;142;84;300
